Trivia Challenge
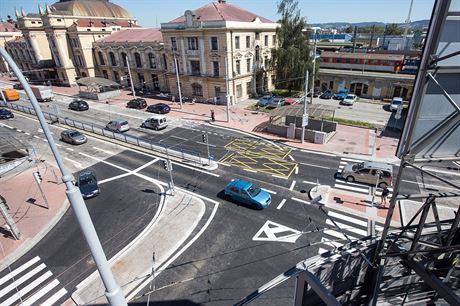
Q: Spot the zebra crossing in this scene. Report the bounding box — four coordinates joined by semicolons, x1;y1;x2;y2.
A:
335;157;393;197
0;256;67;306
318;208;384;254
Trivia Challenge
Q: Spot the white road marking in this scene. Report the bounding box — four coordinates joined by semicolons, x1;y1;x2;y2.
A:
132;158;160;172
3;271;53;306
289;180;296;191
170;135;189;141
21;279;60;306
421;167;460;177
195;141;217;148
39;287;67;306
92;146;114;155
334;183;369;193
55;143;62;147
243;168;257;173
288;155;295;161
252;220;301;243
64;157;82;168
295;166;299;174
272;175;288;180
261;188;277;195
326;219;368;236
24;132;30;135
303;180;319;185
33;135;40;139
0;123;14;129
16;129;22;132
291;197;310;204
323;229;355;241
65;147;74;151
0;256;40;286
300;149;337;157
277;199;287;210
299;162;331;169
328;211;369;228
98;173;132;184
0;264;46;298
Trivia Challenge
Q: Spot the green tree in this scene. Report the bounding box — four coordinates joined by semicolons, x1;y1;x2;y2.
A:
385;23;403;35
270;0;312;92
344;25;354;33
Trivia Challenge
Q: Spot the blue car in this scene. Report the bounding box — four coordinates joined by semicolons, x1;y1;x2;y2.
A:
224;179;271;209
257;95;274;107
334;89;349;100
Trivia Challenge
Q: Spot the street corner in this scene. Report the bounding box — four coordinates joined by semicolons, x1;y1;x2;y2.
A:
308;185;331;205
326;188;371;213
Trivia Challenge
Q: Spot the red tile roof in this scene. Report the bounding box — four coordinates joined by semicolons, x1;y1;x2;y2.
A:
97;28;163;43
169;2;273;23
0;21;20;32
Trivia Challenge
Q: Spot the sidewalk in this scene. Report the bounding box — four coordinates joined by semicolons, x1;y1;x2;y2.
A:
1;76;400;163
0;163;68;271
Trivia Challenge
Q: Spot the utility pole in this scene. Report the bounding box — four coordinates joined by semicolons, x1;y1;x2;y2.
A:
368;24;376;51
146;250;156;305
163;159;175;196
33;171;49;209
173;53;183;109
352;26;358;53
0;195;21;240
310;29;318;105
301;69;309;144
225;53;230;122
0;47;128;306
126;54;136;98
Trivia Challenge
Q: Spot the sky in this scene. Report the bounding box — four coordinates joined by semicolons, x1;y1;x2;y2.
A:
1;0;436;27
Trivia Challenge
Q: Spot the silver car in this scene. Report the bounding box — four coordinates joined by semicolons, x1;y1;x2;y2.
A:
106;119;130;133
60;129;87;145
341;161;393;188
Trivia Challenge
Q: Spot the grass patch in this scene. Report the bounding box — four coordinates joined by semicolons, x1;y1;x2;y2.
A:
323;116;378;129
247;104;272;113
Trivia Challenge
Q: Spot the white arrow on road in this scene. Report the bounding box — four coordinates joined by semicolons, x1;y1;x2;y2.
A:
252;220;302;243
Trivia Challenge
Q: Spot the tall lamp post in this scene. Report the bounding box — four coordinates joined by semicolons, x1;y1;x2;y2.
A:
173;52;183;109
310;29;318;105
125;54;136;98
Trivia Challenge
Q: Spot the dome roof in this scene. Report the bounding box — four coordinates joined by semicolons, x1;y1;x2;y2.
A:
51;0;132;19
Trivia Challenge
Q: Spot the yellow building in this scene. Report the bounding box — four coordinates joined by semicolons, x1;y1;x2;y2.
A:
160;0;279;103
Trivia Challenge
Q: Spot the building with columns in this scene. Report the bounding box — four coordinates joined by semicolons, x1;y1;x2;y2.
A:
7;0;138;86
0;19;22;73
160;0;278;103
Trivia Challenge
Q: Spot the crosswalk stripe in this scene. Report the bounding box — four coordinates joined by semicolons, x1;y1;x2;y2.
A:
21;279;60;306
328;211;369;227
2;271;53;306
334;183;368;193
326;219;368;236
40;287;67;305
0;264;46;299
0;257;40;287
318;248;329;254
323;229;356;241
341;157;367;163
321;239;343;248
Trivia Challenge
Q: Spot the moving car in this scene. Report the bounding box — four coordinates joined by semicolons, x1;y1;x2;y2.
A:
341;94;358;106
224;179;271;209
257;95;274;107
77;170;100;199
13;83;23;90
106;119;130;132
320;89;334;99
146;103;170;114
390;97;403;111
126;98;147;109
60;129;87;145
2;88;20;101
334;89;349;100
0;108;14;119
266;97;286;108
141;115;168;130
69;99;89;111
341;161;393;188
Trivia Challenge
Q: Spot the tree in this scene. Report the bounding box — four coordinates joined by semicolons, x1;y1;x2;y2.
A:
385;23;403;35
270;0;312;92
344;25;354;33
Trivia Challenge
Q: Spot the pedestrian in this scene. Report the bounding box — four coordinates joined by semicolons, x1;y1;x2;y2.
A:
380;186;390;207
191;98;196;105
172;95;176;105
211;109;215;122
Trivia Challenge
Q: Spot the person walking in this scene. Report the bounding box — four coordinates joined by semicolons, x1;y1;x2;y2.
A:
171;95;176;105
380;186;390;207
211;109;215;122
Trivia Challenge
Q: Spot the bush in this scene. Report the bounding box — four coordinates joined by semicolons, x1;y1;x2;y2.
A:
323;116;379;129
271;89;302;97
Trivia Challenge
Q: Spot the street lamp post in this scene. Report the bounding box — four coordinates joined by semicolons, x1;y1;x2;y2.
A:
225;53;230;122
173;53;183;109
310;30;318;105
125;54;136;98
301;69;309;144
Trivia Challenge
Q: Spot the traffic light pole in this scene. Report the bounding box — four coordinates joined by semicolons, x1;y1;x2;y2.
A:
0;47;127;306
163;159;175;196
33;171;49;209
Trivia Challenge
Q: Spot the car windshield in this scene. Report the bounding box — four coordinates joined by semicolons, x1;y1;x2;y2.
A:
352;162;364;171
247;186;261;197
69;131;82;137
392;100;402;105
120;121;129;125
80;175;95;186
345;95;354;99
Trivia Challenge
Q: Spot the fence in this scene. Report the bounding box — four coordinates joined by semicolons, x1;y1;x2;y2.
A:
1;101;211;167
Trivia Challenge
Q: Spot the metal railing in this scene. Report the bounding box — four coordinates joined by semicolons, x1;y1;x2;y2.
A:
1;101;213;167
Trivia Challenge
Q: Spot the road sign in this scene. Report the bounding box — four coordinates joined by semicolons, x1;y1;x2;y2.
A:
302;113;309;127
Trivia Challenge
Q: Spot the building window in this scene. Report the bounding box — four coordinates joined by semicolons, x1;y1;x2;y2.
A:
255;32;260;40
211;37;218;51
187;37;199;50
190;60;201;76
113;71;119;82
273;35;276;46
255;46;260;62
235;36;240;49
264;56;268;66
135;53;142;68
109;52;116;66
102;70;108;79
151;74;160;91
246;81;252;95
236;84;242;98
215;86;221;97
212;61;219;77
149;53;156;69
121;52;127;67
271;75;276;87
246;58;251;73
246;36;250;48
171;37;177;51
236;60;241;75
98;52;105;65
192;83;203;96
264;35;268;46
138;73;145;87
162;54;168;70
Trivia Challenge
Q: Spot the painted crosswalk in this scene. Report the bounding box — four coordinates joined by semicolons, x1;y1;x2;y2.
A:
0;256;67;306
335;157;393;197
318;208;384;255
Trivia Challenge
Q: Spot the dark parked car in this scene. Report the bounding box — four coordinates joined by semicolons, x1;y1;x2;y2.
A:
126;98;147;109
13;83;23;90
60;129;87;145
320;90;334;99
77;170;100;199
68;99;89;111
0;108;14;119
266;97;286;109
146;103;171;114
307;89;321;97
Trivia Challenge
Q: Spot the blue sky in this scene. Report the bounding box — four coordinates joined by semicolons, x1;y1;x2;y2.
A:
1;0;436;27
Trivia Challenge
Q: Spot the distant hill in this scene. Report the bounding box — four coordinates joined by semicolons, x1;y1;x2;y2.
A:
311;20;430;29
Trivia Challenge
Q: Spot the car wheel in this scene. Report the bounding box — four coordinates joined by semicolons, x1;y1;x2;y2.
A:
141;123;145;128
116;129;120;133
346;176;355;183
378;182;388;188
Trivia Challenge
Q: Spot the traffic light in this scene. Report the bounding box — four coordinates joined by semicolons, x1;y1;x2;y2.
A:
33;171;43;184
202;134;207;143
163;160;168;170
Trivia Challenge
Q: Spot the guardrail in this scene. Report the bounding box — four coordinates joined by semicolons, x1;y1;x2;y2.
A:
1;101;214;168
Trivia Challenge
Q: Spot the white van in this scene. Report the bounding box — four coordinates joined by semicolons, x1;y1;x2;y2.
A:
141;115;168;130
